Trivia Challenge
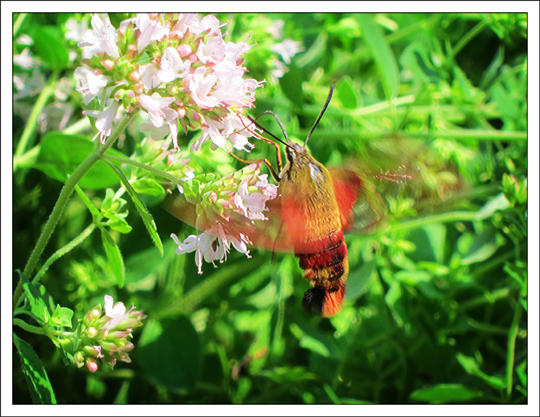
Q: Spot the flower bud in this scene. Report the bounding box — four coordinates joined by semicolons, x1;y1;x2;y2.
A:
177;44;192;57
129;71;140;82
103;60;114;70
86;358;98;372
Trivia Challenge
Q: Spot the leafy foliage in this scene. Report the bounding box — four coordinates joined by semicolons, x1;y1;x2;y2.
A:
13;12;527;405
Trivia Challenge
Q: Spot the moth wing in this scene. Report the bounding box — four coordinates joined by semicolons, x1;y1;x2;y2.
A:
163;191;294;253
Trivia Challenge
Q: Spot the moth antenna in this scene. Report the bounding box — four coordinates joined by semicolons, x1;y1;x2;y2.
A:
304;82;336;146
248;112;293;148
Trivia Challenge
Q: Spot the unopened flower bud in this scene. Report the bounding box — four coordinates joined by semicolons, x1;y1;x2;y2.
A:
129;71;140;81
87;327;98;338
86;358;98;372
103;60;114;70
188;54;198;63
177;44;192;57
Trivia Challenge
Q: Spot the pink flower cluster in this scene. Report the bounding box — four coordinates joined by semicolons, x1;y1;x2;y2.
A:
75;13;264;151
170;163;278;274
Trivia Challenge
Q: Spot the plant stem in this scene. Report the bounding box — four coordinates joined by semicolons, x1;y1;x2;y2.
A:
14;69;59;158
13;13;27;38
13;318;46;335
449;20;489;60
384;210;480;235
155;257;262;318
33;223;96;285
506;300;523;401
13;111;138;310
103;154;186;184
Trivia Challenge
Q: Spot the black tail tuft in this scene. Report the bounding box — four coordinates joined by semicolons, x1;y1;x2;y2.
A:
302;287;326;315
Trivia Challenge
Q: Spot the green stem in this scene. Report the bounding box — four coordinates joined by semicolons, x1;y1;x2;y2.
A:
384;210;480;235
13;13;27;38
506;300;523;401
449;20;489;61
13;111;138;310
103;154;186;184
33;222;96;285
14;70;59;158
63;117;92;135
301;128;527;143
13;318;46;335
13;145;40;171
155;257;262;318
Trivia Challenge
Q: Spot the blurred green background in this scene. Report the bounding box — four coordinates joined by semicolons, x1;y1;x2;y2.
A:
13;13;527;404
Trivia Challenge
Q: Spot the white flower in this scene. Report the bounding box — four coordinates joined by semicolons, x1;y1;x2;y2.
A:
102;295;129;330
172;13;198;37
13;69;46;100
75;67;109;105
83;101;120;143
196;34;226;64
13;48;35;69
65;17;88;42
138;94;180;150
189;68;220;109
171;223;251;274
271;39;304;64
139;64;161;89
189;15;222;36
78;14;119;59
135;13;170;51
158;47;190;83
233;176;278;220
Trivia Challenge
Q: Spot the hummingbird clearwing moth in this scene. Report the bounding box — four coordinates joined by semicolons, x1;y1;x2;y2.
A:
164;83;422;317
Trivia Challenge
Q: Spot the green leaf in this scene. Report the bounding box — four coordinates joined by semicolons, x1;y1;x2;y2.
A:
345;259;375;302
356;14;399;100
16;271;53;325
475;193;511;220
410;384;482;404
131;178;165;197
456;353;506;390
289;322;339;358
279;61;305;108
35;133;126;189
75;185;101;219
105;161;164;256
400;42;440;84
461;229;499;265
336;77;358;110
138;318;201;391
50;305;74;328
33;27;69;70
100;228;125;287
13;333;57;404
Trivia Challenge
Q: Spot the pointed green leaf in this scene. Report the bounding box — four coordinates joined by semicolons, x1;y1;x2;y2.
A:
50;305;74;328
101;228;125;287
411;384;482;404
357;14;399;100
33;27;69;70
35;133;126;189
104;160;164;256
16;271;53;325
131;179;165;197
13;333;57;404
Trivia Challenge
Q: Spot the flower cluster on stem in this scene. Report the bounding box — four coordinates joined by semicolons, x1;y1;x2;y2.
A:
76;13;264;152
171;163;278;273
71;295;146;372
